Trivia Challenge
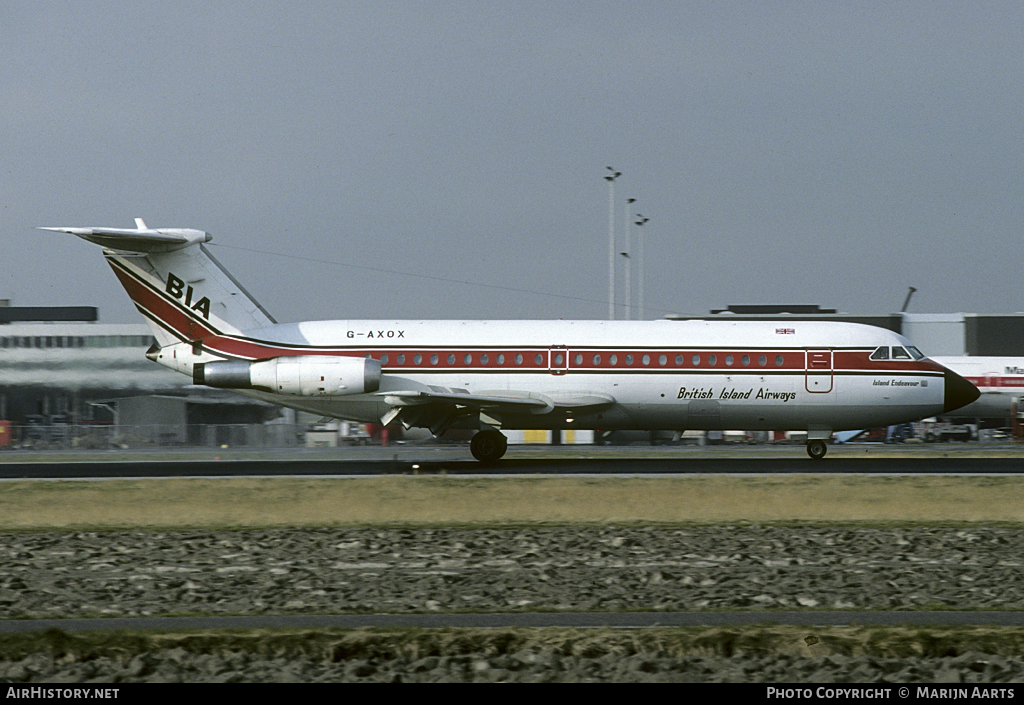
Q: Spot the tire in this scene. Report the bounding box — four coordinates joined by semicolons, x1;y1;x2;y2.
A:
806;440;828;460
470;430;508;463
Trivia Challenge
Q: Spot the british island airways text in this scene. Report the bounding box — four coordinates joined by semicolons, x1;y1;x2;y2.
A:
678;387;796;402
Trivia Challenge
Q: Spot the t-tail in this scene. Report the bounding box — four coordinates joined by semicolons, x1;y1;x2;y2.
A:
38;219;276;349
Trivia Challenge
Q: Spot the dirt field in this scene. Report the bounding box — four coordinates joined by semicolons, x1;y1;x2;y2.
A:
2;474;1024;530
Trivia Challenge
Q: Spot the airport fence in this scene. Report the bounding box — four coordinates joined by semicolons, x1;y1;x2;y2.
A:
0;422;317;451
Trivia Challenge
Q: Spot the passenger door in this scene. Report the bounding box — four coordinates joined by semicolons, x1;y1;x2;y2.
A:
805;348;833;393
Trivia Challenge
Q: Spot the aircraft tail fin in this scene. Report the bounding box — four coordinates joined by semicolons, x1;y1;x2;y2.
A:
39;220;276;347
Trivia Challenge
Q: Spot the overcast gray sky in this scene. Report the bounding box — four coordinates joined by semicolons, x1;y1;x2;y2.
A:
4;1;1023;325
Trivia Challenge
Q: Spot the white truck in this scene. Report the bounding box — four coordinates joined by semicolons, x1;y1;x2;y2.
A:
918;418;976;443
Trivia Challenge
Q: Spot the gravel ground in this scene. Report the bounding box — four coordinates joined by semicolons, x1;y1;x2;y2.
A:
2;525;1024;682
3;526;1023;616
4;647;1024;683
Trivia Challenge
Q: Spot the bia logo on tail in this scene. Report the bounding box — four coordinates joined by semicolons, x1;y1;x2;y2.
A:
165;272;211;320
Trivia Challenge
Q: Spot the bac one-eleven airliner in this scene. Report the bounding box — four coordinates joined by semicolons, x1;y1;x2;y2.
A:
40;220;980;462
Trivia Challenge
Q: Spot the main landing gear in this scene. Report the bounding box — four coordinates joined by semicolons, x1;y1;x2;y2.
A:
806;440;828;460
470;429;508;463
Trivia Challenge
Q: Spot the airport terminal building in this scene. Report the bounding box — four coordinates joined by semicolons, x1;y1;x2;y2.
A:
0;304;288;449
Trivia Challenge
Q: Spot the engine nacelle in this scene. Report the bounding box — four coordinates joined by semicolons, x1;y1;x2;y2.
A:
194;356;381;396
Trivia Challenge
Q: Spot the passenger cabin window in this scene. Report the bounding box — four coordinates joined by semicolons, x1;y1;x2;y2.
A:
870;347;890;361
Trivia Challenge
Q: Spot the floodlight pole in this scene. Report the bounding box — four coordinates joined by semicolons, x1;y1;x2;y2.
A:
622;197;636;320
604;167;621;320
635;214;650;319
621;251;631;320
901;287;917;313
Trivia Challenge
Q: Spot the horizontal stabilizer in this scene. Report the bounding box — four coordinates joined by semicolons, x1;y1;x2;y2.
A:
38;223;211;253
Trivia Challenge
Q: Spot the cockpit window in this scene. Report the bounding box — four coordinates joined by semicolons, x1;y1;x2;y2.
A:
871;345;926;361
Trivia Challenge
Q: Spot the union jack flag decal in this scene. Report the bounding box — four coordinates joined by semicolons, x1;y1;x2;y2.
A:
776;328;795;335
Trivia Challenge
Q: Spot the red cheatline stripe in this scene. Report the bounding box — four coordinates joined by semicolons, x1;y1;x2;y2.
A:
107;258;221;341
966;376;1024;388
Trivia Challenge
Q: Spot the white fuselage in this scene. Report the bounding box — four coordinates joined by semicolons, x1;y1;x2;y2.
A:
154;317;958;435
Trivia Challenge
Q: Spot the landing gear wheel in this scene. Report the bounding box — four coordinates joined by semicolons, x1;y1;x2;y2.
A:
470;430;508;463
807;440;828;460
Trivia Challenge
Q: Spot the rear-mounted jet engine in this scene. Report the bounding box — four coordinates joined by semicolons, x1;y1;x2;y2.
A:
194;356;381;396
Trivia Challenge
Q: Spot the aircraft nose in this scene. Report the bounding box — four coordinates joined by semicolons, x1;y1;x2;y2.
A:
943;367;980;413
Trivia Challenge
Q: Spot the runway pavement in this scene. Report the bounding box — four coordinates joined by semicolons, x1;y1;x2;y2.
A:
0;443;1021;479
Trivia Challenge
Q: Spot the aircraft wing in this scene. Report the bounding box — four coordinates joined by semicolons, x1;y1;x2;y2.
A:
378;387;616;428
